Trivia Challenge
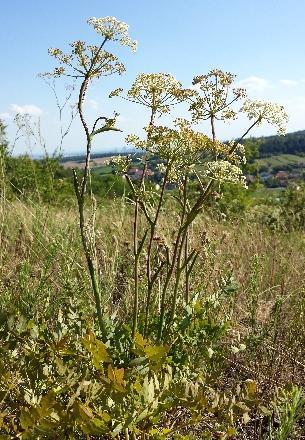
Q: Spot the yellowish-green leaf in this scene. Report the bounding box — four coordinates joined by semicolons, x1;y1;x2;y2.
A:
245;379;257;397
107;365;125;392
20;408;34;430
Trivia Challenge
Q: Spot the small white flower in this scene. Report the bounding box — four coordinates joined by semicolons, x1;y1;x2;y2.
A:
207;347;214;358
231;345;240;354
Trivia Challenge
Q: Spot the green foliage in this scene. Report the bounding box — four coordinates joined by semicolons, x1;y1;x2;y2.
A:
1;12;304;440
0;120;9;160
1;153;127;205
211;183;251;218
5;155;61;202
91;173;127;198
269;385;305;440
0;198;304;437
0;303;258;439
280;184;305;229
243;130;305;157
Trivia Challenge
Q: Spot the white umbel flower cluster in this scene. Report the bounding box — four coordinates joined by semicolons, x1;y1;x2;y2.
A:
127;119;218;183
241;99;289;135
109;154;131;173
125;73;196;116
203;160;247;188
87;17;137;52
190;69;247;122
43;17;136;79
227;141;247;165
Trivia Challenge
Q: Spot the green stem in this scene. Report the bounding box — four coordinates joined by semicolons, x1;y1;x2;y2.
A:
168;175;189;326
185;230;190;303
73;173;105;339
132;199;139;340
169;226;188;325
144;164;169;336
73;75;107;339
158;225;183;341
131;163;147;340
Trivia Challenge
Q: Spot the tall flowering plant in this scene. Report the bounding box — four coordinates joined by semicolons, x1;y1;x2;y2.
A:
43;17;137;338
43;17;288;344
111;69;288;341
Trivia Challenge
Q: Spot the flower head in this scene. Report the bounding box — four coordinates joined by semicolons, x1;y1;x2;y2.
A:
241;99;289;135
189;69;247;122
87;17;137;52
45;41;125;79
42;17;136;79
110;154;132;173
109;87;123;98
127;119;221;183
126;73;196;118
203;160;247;188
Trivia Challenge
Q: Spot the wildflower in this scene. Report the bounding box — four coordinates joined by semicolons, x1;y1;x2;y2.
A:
127;119;221;183
87;17;137;52
110;155;132;173
109;88;123;98
125;73;196;117
189;69;247;122
226;141;247;165
241;99;289;135
207;347;214;358
43;17;136;79
203;160;247;188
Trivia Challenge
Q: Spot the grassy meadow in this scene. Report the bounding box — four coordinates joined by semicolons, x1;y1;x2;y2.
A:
1;13;305;440
1;188;305;438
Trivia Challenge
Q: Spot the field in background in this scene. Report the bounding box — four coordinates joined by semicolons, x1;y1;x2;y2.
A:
62;155;112;169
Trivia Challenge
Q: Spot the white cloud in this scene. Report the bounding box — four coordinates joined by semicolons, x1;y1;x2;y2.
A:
0;112;12;120
10;104;43;116
237;76;270;92
87;99;98;110
280;79;297;86
187;83;200;90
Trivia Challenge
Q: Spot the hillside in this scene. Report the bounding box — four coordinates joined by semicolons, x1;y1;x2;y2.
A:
60;131;305;189
243;129;305;157
61;130;305;164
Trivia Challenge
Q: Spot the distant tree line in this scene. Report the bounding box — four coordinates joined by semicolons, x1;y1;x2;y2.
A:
243;130;305;158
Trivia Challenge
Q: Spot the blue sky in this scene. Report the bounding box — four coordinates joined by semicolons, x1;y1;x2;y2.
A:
1;0;305;155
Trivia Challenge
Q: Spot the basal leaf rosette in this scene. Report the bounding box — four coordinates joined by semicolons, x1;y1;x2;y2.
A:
189;69;247;122
241;99;289;135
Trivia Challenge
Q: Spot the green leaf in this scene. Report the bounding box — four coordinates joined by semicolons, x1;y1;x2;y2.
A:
20;408;34;430
82;330;111;368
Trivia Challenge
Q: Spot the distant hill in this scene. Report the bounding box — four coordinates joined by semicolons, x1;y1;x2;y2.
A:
243;130;305;157
61;152;120;163
60;130;305;164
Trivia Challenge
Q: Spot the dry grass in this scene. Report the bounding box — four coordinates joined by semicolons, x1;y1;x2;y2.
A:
1;198;305;392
